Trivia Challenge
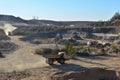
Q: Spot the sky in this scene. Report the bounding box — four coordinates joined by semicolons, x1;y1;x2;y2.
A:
0;0;120;21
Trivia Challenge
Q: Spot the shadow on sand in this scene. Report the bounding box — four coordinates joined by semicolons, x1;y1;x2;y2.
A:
0;52;5;58
80;56;107;60
50;63;86;71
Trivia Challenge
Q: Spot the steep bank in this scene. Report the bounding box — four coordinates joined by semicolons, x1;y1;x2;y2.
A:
52;68;120;80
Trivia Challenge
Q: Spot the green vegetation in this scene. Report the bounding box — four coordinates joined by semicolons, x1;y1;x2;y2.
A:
65;43;77;59
34;48;52;55
34;43;77;59
109;43;120;53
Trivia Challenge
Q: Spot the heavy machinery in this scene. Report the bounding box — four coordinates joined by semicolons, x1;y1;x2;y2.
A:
89;40;111;48
45;52;70;65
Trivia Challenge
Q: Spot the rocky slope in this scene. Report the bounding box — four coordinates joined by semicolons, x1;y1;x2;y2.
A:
51;67;120;80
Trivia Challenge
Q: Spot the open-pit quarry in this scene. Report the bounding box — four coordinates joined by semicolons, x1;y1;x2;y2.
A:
0;35;119;80
0;23;119;80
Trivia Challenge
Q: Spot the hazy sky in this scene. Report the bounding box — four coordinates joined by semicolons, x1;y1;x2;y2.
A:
0;0;120;21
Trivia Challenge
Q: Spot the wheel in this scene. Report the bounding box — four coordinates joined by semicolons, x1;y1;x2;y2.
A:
46;59;54;65
48;59;53;65
58;58;65;64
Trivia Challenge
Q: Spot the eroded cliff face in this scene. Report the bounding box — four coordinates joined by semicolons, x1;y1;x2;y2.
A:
51;68;120;80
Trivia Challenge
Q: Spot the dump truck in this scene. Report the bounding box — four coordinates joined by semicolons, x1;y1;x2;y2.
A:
89;40;111;48
45;52;70;65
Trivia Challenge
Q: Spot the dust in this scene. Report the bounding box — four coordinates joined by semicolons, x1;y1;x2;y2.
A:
0;24;17;35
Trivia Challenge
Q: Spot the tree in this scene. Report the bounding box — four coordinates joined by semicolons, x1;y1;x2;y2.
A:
111;12;120;21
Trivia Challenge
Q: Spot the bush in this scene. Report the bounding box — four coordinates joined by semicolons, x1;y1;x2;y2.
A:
76;48;90;56
65;43;77;59
34;48;52;55
34;48;67;56
42;48;52;53
34;49;42;55
51;48;59;54
97;49;106;55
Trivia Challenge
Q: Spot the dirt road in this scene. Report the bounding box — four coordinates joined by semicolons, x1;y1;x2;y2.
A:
0;36;49;72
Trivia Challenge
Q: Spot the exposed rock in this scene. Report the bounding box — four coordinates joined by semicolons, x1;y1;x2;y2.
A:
51;67;120;80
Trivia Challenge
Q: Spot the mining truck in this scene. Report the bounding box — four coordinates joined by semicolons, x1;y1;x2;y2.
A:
90;41;111;48
45;52;70;65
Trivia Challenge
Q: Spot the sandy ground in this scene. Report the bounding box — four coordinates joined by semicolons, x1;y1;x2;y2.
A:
0;36;120;80
69;55;120;69
0;36;51;72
